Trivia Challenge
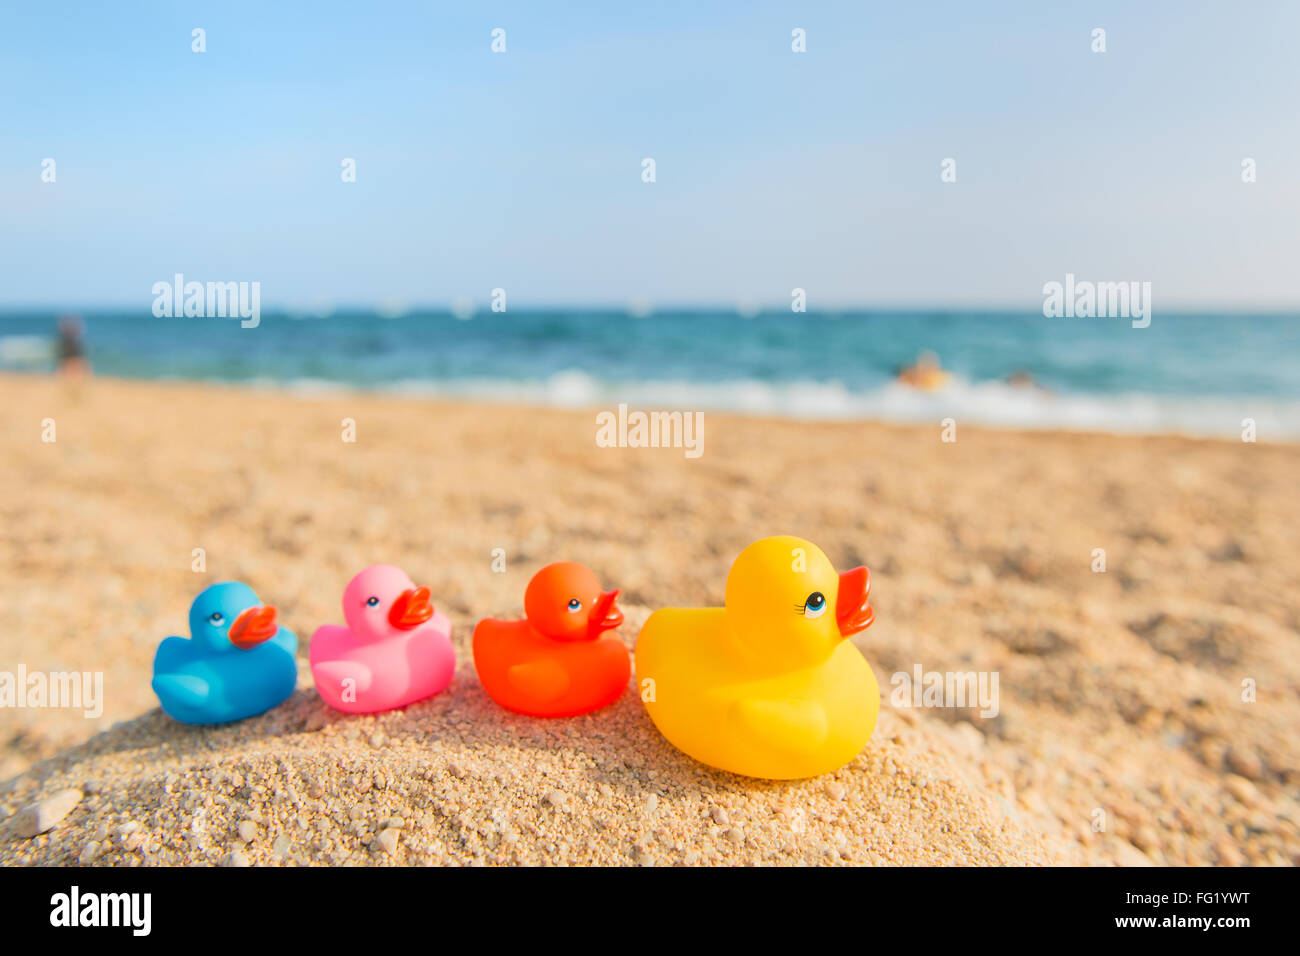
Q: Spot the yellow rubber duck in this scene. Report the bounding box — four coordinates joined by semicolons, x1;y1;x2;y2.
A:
634;535;879;780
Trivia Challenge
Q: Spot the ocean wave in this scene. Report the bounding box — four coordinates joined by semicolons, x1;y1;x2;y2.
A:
0;335;55;366
3;340;1293;437
366;371;1300;439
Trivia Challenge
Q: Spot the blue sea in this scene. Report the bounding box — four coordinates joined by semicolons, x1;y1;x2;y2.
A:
2;309;1299;438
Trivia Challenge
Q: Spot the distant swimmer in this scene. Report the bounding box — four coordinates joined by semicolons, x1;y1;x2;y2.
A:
56;315;91;378
895;350;951;392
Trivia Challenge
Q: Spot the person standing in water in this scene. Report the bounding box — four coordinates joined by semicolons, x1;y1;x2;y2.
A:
894;350;951;391
56;315;91;378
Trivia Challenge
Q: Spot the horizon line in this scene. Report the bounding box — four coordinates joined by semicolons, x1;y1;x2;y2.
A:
3;302;1300;317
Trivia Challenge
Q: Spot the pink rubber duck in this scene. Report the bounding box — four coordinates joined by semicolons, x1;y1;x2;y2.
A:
309;564;456;714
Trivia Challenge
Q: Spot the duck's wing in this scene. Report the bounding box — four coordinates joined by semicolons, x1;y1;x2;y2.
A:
731;697;829;753
506;658;570;705
312;659;374;694
151;673;211;711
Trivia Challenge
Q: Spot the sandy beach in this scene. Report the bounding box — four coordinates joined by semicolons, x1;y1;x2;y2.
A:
1;373;1297;866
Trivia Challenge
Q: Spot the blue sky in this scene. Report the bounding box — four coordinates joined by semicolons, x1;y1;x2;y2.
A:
1;1;1297;309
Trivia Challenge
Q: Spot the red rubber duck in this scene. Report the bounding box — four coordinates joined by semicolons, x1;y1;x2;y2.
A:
472;562;630;717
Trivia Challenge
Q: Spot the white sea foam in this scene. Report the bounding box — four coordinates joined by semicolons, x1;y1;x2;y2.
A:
363;370;1300;439
0;335;54;366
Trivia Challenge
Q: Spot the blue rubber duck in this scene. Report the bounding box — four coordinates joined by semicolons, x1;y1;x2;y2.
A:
152;582;299;724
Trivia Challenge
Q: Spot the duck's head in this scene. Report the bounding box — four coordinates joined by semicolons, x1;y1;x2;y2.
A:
341;564;435;640
188;581;280;653
524;561;623;642
723;536;875;670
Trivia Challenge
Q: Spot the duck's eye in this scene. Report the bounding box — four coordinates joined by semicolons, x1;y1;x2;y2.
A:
208;612;224;625
803;592;827;619
566;598;582;612
366;596;380;607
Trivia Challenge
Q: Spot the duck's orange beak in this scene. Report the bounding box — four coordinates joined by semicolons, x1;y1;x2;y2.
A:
836;567;875;638
588;589;624;638
228;605;279;649
389;587;435;630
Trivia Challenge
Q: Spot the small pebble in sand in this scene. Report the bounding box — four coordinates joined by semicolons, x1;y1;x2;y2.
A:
222;850;250;867
238;821;259;843
1224;776;1259;807
1133;827;1161;853
1114;842;1154;867
724;827;745;844
78;841;101;864
951;723;985;753
1213;837;1244;866
545;790;566;809
710;806;729;826
11;789;82;838
376;828;400;855
272;834;292;858
116;821;140;841
826;781;847;801
1226;749;1263;782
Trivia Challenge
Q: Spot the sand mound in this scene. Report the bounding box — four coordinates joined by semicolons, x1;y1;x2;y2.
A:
1;609;1063;866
